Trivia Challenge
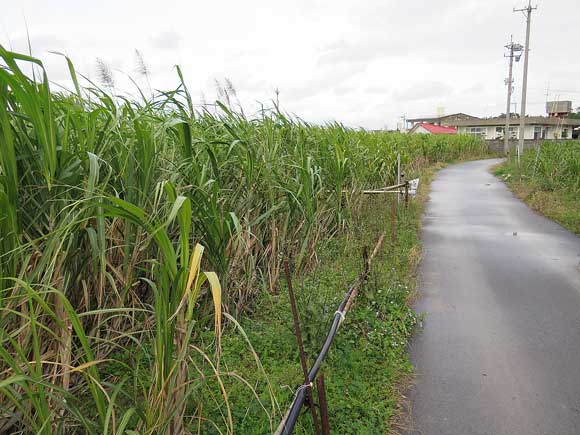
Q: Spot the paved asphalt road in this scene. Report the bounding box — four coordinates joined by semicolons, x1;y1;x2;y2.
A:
408;159;580;435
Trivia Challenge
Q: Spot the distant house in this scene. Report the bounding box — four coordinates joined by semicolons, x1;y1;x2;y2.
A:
407;113;479;128
454;116;580;140
408;123;457;135
406;105;580;139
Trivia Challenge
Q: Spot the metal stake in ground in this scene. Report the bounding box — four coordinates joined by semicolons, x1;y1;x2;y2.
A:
283;260;321;435
396;153;401;204
316;374;330;435
390;196;396;244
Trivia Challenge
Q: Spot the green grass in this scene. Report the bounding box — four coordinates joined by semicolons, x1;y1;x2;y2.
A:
217;193;423;435
0;46;490;434
494;142;580;235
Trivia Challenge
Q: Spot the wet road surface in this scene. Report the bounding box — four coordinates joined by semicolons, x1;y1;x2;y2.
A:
408;159;580;435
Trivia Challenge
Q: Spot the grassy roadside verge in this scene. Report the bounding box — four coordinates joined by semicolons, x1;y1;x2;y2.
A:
493;149;580;235
210;163;445;434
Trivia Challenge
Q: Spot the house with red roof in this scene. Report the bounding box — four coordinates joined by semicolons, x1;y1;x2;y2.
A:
408;123;457;135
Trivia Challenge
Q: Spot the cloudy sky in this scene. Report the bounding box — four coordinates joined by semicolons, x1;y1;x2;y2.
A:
2;0;578;129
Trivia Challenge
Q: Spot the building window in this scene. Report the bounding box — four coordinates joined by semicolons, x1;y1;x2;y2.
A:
509;127;518;139
467;127;486;138
534;126;542;140
495;126;504;139
562;128;568;139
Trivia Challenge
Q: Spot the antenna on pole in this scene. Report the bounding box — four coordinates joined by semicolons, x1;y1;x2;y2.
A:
514;0;538;165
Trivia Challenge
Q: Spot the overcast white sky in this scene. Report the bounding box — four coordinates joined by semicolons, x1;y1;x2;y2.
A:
2;0;579;129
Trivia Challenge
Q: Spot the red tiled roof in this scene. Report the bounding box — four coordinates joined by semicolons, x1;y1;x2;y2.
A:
414;123;457;134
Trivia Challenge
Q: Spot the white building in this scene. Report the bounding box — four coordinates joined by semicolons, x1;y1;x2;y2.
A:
454;116;580;140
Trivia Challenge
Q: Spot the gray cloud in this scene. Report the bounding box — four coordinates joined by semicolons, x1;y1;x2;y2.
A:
2;0;579;129
149;31;181;50
290;63;367;101
317;39;396;66
392;81;454;102
7;33;66;53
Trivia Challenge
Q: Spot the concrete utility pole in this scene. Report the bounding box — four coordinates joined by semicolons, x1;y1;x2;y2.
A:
514;0;538;164
503;36;523;156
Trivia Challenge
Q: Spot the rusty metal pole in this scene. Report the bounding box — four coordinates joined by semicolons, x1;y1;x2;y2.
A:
404;181;409;208
396;153;401;205
283;260;321;435
362;246;369;277
390;196;396;244
316;374;330;435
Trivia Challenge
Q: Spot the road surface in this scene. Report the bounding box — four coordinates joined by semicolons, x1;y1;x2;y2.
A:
408;159;580;435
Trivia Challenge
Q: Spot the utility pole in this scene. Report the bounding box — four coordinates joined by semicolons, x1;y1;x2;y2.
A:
514;0;538;164
503;36;523;156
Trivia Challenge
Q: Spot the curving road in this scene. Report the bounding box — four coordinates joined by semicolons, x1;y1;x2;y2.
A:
408;159;580;435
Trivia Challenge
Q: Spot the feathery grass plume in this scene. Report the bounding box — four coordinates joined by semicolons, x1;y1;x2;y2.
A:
95;57;115;89
134;48;152;96
224;77;236;98
134;49;149;77
224;77;242;110
214;78;230;107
